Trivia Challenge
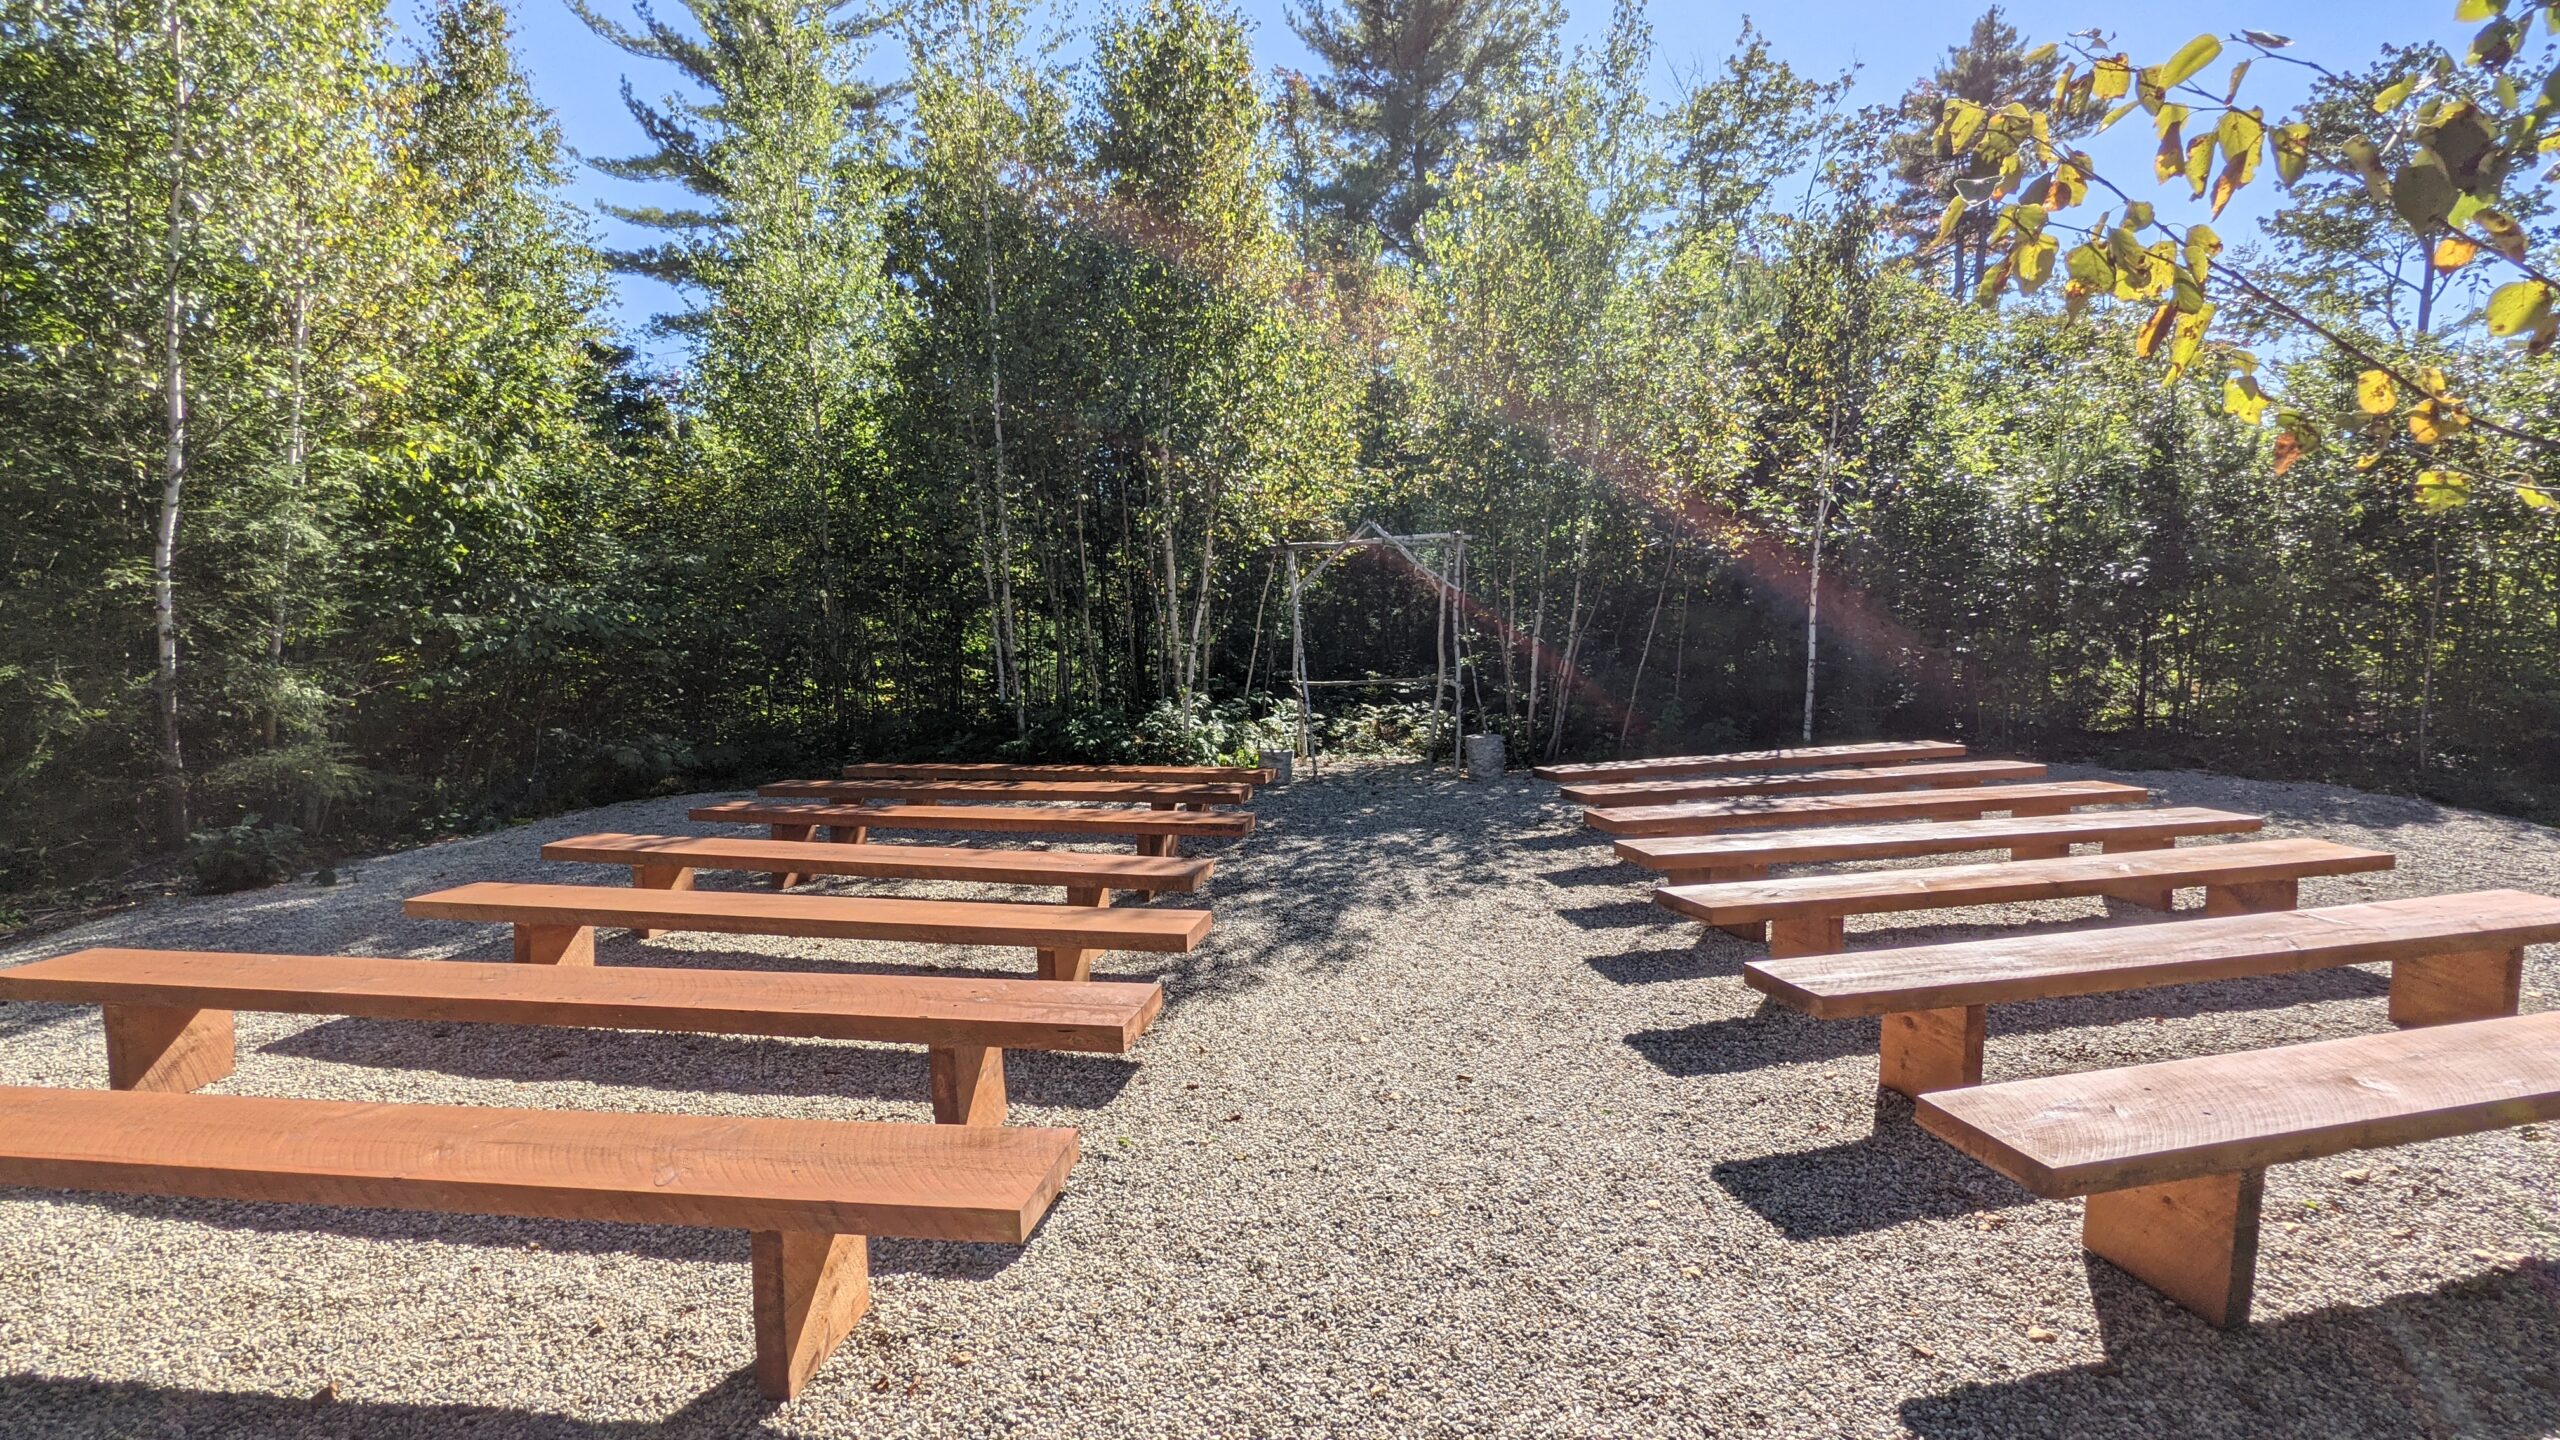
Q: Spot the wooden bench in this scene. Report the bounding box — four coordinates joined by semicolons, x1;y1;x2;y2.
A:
1584;780;2150;838
542;832;1211;914
691;799;1253;857
0;947;1166;1125
1616;807;2266;884
843;761;1276;785
1560;759;2046;807
1652;838;2395;956
1916;1013;2560;1326
405;882;1212;981
1746;891;2560;1096
0;1084;1073;1396
1534;740;1966;783
762;778;1253;807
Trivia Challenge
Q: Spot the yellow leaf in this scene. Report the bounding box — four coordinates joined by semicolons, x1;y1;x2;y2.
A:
2136;302;2176;359
2355;370;2398;414
2415;470;2470;511
2432;235;2480;271
2158;34;2224;89
2486;279;2553;338
2092;54;2131;101
2223;375;2269;424
1933;195;1966;249
2521;484;2560;510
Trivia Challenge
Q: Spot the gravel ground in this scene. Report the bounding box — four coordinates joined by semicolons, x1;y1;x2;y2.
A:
1;759;2557;1438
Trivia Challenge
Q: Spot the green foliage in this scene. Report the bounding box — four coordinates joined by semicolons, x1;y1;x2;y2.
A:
185;820;306;894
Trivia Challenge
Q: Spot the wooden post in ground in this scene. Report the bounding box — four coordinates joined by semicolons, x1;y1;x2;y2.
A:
103;1004;235;1092
751;1229;870;1399
2082;1170;2264;1326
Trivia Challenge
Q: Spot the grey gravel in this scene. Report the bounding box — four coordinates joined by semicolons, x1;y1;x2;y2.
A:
1;759;2557;1438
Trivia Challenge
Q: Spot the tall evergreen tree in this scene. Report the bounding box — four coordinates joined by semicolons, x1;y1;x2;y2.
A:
1281;0;1559;259
1885;7;2082;298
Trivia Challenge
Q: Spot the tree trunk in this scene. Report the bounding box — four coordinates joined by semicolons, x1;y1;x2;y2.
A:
267;280;308;749
1619;540;1676;754
152;0;192;847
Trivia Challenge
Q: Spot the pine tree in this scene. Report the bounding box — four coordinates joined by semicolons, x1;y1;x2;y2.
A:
1282;0;1559;259
1885;7;2081;298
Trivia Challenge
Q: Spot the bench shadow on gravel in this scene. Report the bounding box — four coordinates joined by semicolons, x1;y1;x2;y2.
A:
1625;966;2394;1077
259;1020;1139;1113
0;1368;785;1438
1899;1266;2560;1439
1706;1106;2039;1238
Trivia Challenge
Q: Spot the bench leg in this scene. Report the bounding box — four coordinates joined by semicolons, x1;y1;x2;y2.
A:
1064;886;1111;908
929;1044;1008;1125
631;864;694;940
751;1229;870;1400
514;924;596;966
1149;801;1176;811
769;823;816;889
103;1004;236;1092
1719;920;1768;942
1876;1005;1985;1098
2082;1170;2264;1327
2009;800;2077;817
2005;842;2070;862
1765;914;1846;958
824;825;866;844
1036;946;1095;982
2204;878;2298;916
2098;838;2177;910
1136;836;1176;858
2389;946;2525;1027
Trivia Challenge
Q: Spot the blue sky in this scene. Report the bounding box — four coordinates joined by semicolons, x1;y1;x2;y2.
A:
459;0;2466;353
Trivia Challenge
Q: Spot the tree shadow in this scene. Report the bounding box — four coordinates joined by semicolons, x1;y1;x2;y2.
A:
0;996;84;1042
1553;900;1684;931
1707;1103;2039;1240
1537;862;1637;888
258;1020;1142;1113
1898;1265;2560;1439
0;1368;781;1440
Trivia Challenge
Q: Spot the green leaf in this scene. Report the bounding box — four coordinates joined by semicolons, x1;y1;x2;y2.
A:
2375;76;2415;113
2392;151;2459;229
2486;279;2553;337
2157;34;2223;90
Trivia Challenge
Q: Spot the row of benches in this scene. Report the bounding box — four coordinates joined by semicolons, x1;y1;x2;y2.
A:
1548;739;2557;1329
0;758;1272;1398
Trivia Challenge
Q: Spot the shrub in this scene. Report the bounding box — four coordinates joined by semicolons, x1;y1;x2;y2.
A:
185;819;305;894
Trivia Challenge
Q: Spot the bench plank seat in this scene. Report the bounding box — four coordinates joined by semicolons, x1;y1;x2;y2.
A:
843;762;1275;785
762;778;1252;806
0;1084;1074;1395
1584;781;2150;838
691;800;1252;857
1616;807;2267;882
542;832;1211;908
1746;891;2560;1096
1916;1013;2560;1325
0;948;1166;1124
1560;759;2045;806
1534;741;1965;783
406;882;1210;981
1654;838;2395;956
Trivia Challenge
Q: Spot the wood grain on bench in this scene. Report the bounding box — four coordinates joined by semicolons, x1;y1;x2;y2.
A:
1917;1013;2560;1325
1746;891;2560;1096
1533;741;1965;783
1584;780;2150;838
1615;807;2266;882
691;799;1252;857
843;762;1276;785
1560;759;2045;807
405;882;1210;981
1653;838;2395;956
0;1084;1074;1396
0;948;1166;1125
761;778;1253;806
543;832;1210;911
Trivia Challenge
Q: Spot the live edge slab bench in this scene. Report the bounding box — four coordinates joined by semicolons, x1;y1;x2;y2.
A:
543;832;1212;912
1917;1012;2560;1326
0;1084;1072;1397
692;799;1253;857
406;882;1211;981
1744;890;2560;1096
0;948;1166;1125
1534;740;1966;783
1616;807;2267;884
1585;781;2150;838
1652;838;2396;956
1558;759;2046;807
762;778;1254;807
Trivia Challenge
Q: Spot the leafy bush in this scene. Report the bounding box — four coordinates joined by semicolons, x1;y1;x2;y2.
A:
185;820;305;894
